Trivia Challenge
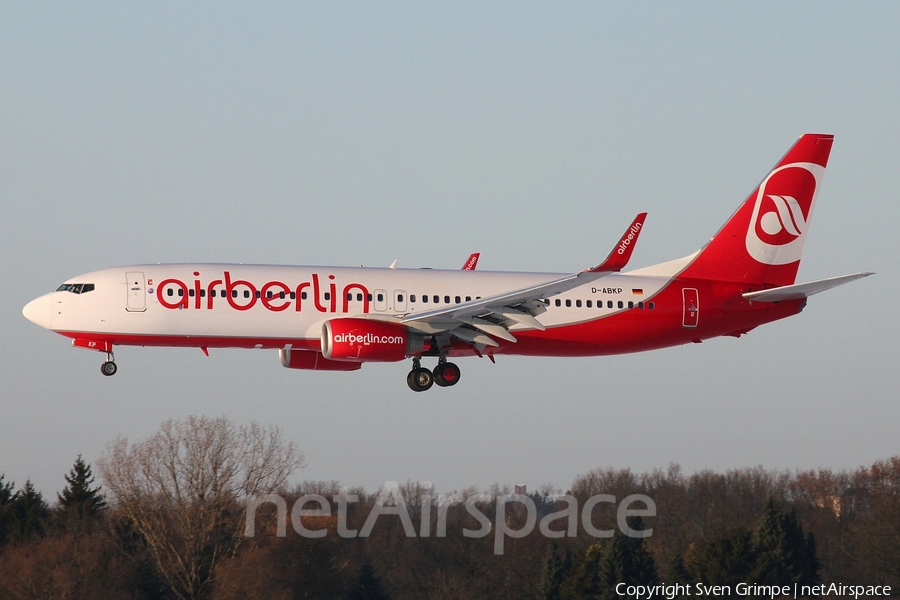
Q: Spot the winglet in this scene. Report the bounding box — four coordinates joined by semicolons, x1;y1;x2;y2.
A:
587;213;647;273
462;253;480;270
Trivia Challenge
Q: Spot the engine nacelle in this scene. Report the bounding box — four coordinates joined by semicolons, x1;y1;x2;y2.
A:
322;318;425;362
279;348;362;371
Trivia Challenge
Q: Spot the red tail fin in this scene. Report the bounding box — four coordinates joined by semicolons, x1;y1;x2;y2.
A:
679;134;834;286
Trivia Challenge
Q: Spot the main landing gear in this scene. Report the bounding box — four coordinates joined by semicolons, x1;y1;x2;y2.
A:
101;351;117;377
407;357;461;392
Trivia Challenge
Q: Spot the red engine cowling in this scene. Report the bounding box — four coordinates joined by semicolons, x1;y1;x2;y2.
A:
279;348;362;371
321;318;425;362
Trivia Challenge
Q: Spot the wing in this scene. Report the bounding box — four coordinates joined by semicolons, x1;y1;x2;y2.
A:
742;272;873;303
401;213;647;347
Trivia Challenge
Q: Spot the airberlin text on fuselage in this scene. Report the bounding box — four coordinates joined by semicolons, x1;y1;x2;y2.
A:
156;271;369;314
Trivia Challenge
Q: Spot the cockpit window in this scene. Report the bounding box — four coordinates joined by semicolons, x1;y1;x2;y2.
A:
56;283;94;294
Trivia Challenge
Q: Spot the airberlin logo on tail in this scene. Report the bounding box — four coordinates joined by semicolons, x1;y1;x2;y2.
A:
746;162;824;266
760;195;807;240
617;222;643;255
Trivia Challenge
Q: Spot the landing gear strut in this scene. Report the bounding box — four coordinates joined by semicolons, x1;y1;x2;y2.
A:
101;351;117;377
406;357;460;392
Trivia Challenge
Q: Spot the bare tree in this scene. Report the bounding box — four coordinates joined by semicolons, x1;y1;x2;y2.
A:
98;416;305;600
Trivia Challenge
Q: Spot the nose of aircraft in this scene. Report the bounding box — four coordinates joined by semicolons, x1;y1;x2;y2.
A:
22;294;52;329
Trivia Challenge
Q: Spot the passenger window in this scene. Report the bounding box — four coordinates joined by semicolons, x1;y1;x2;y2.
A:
346;293;353;301
586;300;592;308
397;294;404;303
422;295;428;303
178;289;184;297
189;289;195;297
255;291;260;299
324;292;330;301
466;296;472;302
410;295;416;302
232;290;238;298
555;299;561;307
376;293;383;302
245;291;251;299
200;289;206;298
301;291;308;300
367;293;373;301
444;295;450;304
628;301;633;309
565;299;572;307
617;301;623;309
433;295;439;303
279;292;285;299
455;296;461;304
575;300;582;308
649;302;655;310
638;302;644;309
167;289;174;297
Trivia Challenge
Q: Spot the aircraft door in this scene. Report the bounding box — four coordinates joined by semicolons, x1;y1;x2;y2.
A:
126;271;147;312
682;288;699;328
394;290;407;312
373;289;388;312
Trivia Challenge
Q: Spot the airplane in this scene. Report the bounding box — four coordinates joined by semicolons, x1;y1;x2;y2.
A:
23;134;872;391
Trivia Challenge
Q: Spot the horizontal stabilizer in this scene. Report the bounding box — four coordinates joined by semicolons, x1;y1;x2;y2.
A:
742;272;873;303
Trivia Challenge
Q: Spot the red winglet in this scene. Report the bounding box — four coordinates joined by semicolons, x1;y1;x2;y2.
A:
588;213;647;272
462;253;480;270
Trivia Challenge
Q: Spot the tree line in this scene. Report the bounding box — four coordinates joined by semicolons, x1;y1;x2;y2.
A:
0;416;897;599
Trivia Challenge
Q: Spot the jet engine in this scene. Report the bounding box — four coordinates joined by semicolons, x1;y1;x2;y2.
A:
321;318;426;362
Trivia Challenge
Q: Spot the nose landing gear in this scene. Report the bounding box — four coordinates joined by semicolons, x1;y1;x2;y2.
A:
406;357;460;392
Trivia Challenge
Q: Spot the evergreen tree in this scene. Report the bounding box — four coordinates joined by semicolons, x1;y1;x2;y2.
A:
603;519;659;592
803;532;821;586
668;552;693;585
57;455;106;535
753;498;819;586
568;519;659;600
685;527;757;586
8;480;50;542
0;474;14;546
345;562;391;600
537;540;569;600
568;543;605;599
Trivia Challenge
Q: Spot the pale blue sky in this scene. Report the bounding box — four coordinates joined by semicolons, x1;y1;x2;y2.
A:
2;3;897;496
